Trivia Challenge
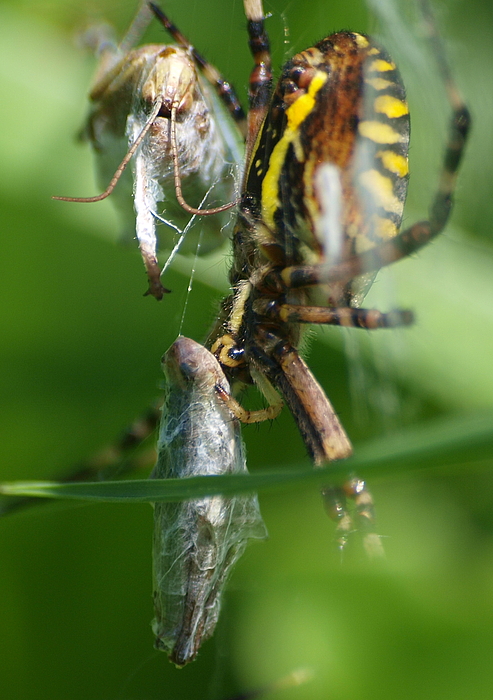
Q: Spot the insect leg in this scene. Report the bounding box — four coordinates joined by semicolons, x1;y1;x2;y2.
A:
118;2;155;55
0;403;161;517
53;95;165;204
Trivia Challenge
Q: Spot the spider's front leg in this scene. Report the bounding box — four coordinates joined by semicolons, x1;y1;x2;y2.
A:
245;332;385;556
209;298;352;464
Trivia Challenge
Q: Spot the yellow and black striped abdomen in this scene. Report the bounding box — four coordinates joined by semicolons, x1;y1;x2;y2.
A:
244;31;409;303
355;39;410;251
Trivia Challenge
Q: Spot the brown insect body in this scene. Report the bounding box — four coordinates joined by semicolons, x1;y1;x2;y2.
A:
81;27;244;299
152;337;266;666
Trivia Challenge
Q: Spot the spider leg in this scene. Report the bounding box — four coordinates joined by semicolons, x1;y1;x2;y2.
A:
322;477;385;558
257;300;414;329
321;484;354;553
243;0;273;165
250;340;353;465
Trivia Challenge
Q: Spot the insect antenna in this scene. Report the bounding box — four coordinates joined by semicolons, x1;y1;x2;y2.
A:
169;105;239;216
52;96;164;203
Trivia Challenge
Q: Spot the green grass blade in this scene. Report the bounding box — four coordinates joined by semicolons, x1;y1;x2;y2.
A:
1;411;492;504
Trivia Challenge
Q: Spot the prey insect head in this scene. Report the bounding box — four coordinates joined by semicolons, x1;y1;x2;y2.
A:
54;3;245;300
143;46;197;115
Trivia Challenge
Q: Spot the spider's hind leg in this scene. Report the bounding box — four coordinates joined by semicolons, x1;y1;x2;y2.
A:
322;477;385;559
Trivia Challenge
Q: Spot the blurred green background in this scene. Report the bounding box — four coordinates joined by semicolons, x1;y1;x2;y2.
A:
1;0;493;698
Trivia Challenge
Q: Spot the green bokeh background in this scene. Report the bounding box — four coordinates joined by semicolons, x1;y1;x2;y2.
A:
1;0;493;698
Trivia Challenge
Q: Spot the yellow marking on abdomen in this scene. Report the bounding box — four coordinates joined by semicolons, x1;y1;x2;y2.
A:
374;94;409;118
359;169;403;214
261;72;328;229
365;77;393;91
377;150;409;177
354;34;370;48
369;59;396;72
358;120;402;144
373;216;398;239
